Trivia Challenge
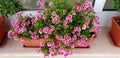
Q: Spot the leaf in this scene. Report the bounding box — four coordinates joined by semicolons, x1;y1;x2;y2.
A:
81;28;91;37
21;31;31;38
35;22;39;29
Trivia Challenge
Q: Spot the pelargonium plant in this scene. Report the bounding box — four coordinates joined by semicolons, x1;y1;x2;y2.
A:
8;0;100;57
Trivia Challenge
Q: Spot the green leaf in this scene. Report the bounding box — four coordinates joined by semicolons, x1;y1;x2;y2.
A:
35;22;39;29
81;28;91;37
0;0;23;18
21;31;31;38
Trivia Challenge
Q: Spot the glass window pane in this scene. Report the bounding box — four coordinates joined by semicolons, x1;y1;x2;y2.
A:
19;0;39;10
103;0;116;11
19;0;95;10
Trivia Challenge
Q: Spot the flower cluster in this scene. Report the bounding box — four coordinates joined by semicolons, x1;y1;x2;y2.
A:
8;0;100;57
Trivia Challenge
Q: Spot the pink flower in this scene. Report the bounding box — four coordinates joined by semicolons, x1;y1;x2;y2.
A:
89;6;93;10
47;42;52;47
59;48;64;52
81;6;86;10
29;30;33;35
52;11;57;17
52;19;56;24
67;36;72;42
36;10;41;14
36;0;41;6
72;11;76;15
39;29;43;34
44;34;49;39
55;42;61;48
50;26;54;31
44;8;48;12
26;20;30;26
40;5;45;9
63;20;69;28
82;0;93;11
40;41;45;47
52;19;59;24
21;21;26;27
63;50;72;57
43;26;49;34
65;15;73;22
57;52;64;55
82;25;87;30
55;15;60;20
55;35;63;41
64;34;69;39
20;37;24;42
31;33;39;40
63;10;67;14
35;15;39;21
49;48;56;54
76;32;80;36
8;30;14;38
63;20;68;25
49;2;54;7
16;11;22;17
71;35;77;41
64;40;70;46
85;20;90;25
47;42;55;48
19;27;26;34
14;36;19;41
40;2;45;6
32;15;39;23
31;18;35;24
90;26;101;33
70;44;75;48
76;6;81;12
42;15;47;20
73;27;81;33
82;20;90;30
93;16;100;24
77;38;91;47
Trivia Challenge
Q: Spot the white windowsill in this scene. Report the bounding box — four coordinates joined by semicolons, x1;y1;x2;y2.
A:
0;27;120;58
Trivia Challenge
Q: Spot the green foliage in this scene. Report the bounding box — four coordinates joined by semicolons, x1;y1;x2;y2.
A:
21;31;31;38
113;0;120;11
0;0;23;18
41;44;50;54
81;28;91;38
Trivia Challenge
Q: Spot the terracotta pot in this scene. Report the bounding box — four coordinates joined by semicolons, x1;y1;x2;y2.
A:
22;38;46;47
0;17;6;45
111;16;120;46
21;33;97;48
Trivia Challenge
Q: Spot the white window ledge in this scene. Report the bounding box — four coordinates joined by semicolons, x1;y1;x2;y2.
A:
0;27;120;58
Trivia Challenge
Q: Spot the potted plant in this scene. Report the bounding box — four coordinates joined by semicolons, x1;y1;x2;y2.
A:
0;0;23;47
8;0;100;57
110;0;120;46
